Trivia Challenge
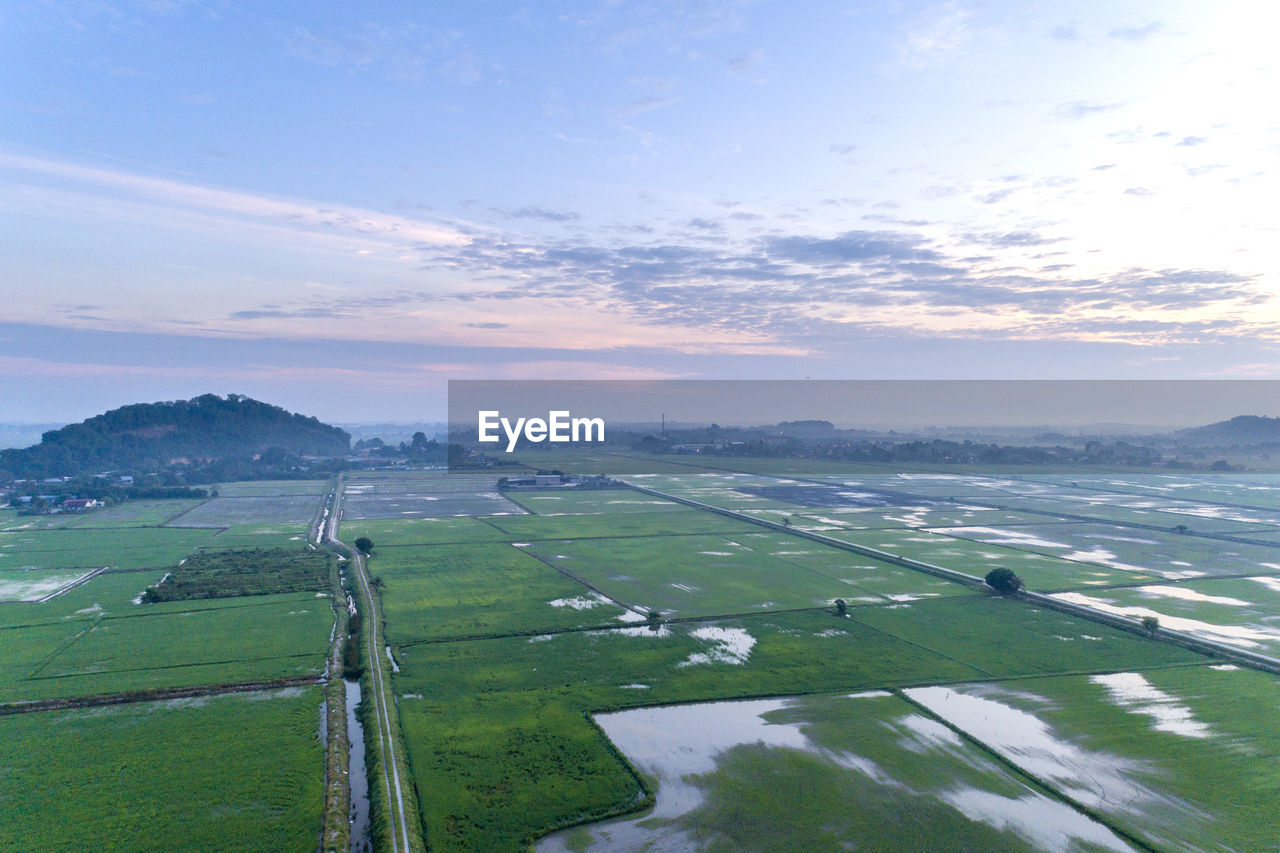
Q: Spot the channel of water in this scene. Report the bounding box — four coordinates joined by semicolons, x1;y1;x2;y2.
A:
345;678;371;853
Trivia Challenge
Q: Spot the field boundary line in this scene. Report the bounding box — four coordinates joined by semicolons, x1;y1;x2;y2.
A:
0;675;318;716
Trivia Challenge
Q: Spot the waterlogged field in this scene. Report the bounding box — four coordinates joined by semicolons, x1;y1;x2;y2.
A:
0;686;325;852
908;665;1280;852
338;467;1280;853
540;693;1138;853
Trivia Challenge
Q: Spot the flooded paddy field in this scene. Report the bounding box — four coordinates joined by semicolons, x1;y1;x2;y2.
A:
540;693;1138;853
355;465;1280;852
0;686;325;852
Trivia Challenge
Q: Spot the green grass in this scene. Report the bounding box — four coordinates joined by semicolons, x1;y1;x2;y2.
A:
480;507;761;540
520;532;970;617
214;479;333;496
28;499;206;528
0;687;325;852
201;523;314;550
340;516;513;547
0;527;218;571
4;592;332;703
368;542;631;642
0;570;167;628
167;495;325;527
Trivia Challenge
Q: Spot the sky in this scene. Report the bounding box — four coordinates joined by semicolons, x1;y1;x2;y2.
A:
2;1;1279;424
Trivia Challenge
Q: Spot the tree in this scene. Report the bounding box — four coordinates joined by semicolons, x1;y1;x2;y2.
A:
1141;615;1160;637
984;567;1023;594
370;575;385;591
354;536;373;555
834;598;847;616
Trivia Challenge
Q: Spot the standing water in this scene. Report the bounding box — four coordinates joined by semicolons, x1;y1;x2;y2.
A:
345;678;371;852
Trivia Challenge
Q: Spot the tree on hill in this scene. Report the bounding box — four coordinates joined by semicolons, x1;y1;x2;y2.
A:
0;394;350;479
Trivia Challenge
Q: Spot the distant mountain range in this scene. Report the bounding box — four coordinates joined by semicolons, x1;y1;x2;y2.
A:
1176;415;1280;446
0;394;350;479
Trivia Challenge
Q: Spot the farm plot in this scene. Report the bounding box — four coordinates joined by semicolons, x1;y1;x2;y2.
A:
394;597;1198;853
1050;575;1280;655
340;516;512;547
503;490;685;515
482;507;759;540
519;532;970;617
1034;472;1280;508
0;687;324;853
0;567;98;602
202;523;313;550
984;493;1280;534
849;595;1197;678
341;481;525;520
19;499;205;529
934;521;1280;583
907;665;1280;852
0;527;218;571
214;479;332;496
396;610;987;853
167;495;323;527
541;691;1134;853
0;569;168;629
367;542;634;642
10;592;331;703
821;527;1161;589
741;504;1075;531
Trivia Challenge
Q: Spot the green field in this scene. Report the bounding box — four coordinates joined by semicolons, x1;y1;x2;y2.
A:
0;527;218;571
7;463;1280;851
0;687;325;852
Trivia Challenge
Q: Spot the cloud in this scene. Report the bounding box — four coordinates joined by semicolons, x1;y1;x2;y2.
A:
724;48;766;82
622;95;681;115
892;3;972;71
1051;25;1080;41
1055;100;1125;120
490;206;580;222
1176;136;1208;147
0;151;469;248
1109;22;1161;41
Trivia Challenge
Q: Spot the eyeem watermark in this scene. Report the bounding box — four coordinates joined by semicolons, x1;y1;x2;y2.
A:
478;410;605;452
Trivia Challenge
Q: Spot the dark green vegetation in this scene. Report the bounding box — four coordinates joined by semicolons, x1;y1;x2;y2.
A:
984;567;1022;593
0;393;349;479
141;547;333;601
0;687;325;852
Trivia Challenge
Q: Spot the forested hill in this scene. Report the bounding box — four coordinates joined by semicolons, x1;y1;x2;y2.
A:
0;394;350;479
1176;415;1280;446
